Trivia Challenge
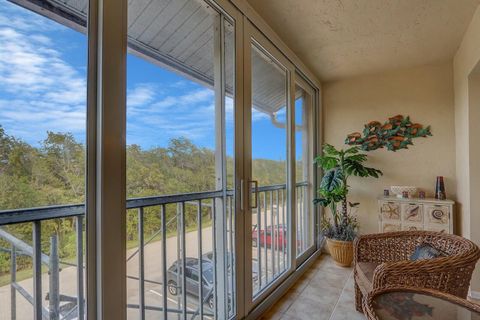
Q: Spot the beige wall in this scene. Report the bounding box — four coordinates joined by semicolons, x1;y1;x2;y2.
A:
322;63;456;235
320;4;480;295
453;5;480;294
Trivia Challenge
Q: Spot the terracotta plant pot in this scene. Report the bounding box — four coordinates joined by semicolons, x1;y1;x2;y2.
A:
326;238;354;267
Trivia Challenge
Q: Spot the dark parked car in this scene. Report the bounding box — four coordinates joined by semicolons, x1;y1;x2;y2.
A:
167;258;215;309
201;251;234;271
202;251;259;283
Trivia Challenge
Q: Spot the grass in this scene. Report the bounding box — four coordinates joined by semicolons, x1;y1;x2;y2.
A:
0;220;214;287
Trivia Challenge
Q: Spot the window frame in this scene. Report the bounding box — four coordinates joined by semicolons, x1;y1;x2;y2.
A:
294;73;318;265
82;0;322;319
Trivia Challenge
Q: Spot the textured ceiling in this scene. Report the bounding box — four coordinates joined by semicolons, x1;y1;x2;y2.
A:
246;0;480;81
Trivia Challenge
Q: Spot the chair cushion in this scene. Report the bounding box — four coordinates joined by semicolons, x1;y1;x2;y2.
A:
410;243;446;261
355;261;380;293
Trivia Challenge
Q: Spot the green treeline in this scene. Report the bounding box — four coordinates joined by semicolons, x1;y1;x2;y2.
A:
0;126;286;275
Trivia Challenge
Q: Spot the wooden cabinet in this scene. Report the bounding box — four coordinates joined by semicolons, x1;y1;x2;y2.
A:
378;197;454;234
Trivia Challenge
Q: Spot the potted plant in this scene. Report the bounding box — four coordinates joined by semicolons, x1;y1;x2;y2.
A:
314;144;382;266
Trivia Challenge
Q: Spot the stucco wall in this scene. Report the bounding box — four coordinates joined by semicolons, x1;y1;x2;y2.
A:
453;5;480;294
322;63;456;235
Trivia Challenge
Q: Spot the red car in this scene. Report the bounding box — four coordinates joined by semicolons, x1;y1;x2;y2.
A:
252;224;287;248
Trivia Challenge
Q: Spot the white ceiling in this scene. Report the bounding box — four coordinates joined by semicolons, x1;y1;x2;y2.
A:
246;0;480;81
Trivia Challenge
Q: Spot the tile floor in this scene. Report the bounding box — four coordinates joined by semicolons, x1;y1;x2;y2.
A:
261;254;365;320
260;254;480;320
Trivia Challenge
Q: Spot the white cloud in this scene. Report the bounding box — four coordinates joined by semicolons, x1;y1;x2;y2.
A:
127;84;156;117
252;108;270;121
0;1;272;149
169;80;188;89
128;88;217;144
0;3;87;145
0;1;61;33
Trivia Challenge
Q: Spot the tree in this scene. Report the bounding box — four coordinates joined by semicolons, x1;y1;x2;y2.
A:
38;132;85;202
0;126;11;174
0;125;292;274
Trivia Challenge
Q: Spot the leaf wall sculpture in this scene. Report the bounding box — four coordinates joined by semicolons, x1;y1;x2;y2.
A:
345;115;432;151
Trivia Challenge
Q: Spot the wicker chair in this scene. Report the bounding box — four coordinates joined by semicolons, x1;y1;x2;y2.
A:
353;231;480;313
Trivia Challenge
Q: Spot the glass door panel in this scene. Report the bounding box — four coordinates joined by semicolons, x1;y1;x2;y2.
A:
250;44;288;296
244;23;295;302
0;1;89;319
294;79;316;261
126;0;236;318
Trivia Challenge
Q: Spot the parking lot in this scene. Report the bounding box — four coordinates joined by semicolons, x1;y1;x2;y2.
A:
0;211;289;320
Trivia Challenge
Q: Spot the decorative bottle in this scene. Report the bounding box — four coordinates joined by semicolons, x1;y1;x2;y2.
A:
435;176;446;200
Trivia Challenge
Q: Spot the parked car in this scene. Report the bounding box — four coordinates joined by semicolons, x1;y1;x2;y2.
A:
202;251;258;287
167;258;215;309
252;224;288;248
201;251;234;271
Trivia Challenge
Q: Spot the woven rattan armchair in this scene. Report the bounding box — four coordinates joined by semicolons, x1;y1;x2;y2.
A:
353;231;480;313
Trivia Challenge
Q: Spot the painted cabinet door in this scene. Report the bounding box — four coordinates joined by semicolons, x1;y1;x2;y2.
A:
401;203;423;223
402;223;422;231
425;204;450;225
382;221;401;232
379;201;401;221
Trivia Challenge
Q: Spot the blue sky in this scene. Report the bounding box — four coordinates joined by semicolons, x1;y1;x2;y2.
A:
0;1;304;161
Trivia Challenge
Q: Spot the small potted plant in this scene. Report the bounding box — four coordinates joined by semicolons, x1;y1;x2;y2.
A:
314;144;382;266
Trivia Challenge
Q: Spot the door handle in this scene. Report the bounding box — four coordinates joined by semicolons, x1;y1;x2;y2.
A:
249;180;259;209
240;179;244;211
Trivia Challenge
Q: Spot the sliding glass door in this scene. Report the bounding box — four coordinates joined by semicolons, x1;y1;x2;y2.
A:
250;44;289;296
295;76;317;264
125;0;240;319
243;21;296;310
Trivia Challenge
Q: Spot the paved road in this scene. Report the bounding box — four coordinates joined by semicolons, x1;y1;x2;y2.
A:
0;226;217;320
126;226;216;320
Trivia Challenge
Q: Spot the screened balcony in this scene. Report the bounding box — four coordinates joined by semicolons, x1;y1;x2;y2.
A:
3;0;480;319
0;0;320;319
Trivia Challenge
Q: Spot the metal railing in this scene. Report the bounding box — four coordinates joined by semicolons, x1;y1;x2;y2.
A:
251;182;309;296
124;189;235;320
0;189;235;320
0;182;309;319
296;182;314;257
0;215;84;320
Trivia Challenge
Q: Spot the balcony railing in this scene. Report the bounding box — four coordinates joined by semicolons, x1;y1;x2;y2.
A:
0;183;309;320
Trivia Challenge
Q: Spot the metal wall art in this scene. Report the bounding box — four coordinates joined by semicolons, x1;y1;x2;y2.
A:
345;115;432;151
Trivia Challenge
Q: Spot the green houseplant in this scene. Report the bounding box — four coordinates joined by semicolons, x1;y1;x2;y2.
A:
314;144;382;266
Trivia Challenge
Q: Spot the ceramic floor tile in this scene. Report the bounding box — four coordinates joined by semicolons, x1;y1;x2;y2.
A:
342;284;356;297
329;276;364;319
288;276;310;295
284;295;334;320
301;267;319;280
262;254;365;320
316;260;353;277
329;304;366;320
308;269;351;290
300;281;344;305
267;289;299;314
278;313;305;320
260;309;284;320
335;287;356;306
